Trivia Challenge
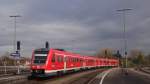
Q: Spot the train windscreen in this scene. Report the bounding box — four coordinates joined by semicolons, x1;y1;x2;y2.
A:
33;48;49;64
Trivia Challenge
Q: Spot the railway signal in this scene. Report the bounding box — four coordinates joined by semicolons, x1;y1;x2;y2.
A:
10;41;21;58
45;41;49;49
17;41;21;50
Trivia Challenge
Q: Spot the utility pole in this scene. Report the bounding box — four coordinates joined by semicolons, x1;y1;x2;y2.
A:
117;9;132;68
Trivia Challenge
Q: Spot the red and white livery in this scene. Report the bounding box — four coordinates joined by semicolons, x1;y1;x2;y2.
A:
30;48;118;77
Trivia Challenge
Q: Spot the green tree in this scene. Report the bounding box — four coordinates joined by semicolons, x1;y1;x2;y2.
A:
145;54;150;65
136;52;145;65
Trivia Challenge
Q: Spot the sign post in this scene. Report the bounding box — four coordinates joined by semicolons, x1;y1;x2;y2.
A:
10;41;21;74
10;50;20;74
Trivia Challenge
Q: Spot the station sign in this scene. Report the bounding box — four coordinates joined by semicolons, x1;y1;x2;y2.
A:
10;51;20;57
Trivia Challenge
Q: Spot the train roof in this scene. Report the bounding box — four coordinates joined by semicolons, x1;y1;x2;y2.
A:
33;48;118;61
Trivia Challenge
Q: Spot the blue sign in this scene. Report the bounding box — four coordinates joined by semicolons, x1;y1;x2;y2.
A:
10;51;20;57
10;53;20;57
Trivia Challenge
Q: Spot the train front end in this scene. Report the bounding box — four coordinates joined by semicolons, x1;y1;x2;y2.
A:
30;48;49;77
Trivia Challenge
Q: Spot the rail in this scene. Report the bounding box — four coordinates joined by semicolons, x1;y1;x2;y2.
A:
0;66;30;75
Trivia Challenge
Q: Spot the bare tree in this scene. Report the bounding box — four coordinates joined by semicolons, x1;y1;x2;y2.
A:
96;48;113;58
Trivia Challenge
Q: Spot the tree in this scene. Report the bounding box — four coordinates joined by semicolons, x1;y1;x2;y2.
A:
136;52;145;65
130;50;145;66
147;54;150;64
96;48;113;58
129;49;141;59
145;54;150;65
113;50;122;58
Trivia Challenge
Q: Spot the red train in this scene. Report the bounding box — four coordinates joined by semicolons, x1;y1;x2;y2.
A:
30;48;118;77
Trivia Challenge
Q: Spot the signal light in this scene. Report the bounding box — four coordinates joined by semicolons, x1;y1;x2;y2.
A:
17;41;20;50
45;41;49;49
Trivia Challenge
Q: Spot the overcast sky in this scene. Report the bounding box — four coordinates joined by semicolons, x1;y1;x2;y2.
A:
0;0;150;57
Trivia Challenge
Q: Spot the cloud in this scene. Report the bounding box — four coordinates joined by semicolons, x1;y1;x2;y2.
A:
0;0;150;56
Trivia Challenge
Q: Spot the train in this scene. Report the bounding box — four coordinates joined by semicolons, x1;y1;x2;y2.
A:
29;48;119;78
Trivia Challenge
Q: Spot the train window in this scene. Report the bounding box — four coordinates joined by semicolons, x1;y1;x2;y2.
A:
60;56;63;62
73;58;74;62
70;58;73;62
52;54;55;62
68;57;70;62
57;56;61;62
57;56;59;62
66;57;68;62
64;57;66;62
71;58;72;62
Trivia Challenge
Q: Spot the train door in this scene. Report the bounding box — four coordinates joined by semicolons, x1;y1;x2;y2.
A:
57;55;64;69
66;56;70;68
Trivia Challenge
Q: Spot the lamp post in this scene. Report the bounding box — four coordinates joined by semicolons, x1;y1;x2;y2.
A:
117;9;132;68
10;15;21;74
9;15;21;52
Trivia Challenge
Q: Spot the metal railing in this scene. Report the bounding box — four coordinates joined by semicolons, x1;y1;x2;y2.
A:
0;66;30;75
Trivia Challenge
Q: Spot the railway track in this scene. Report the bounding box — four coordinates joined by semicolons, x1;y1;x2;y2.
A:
68;70;101;84
0;68;107;84
44;69;106;84
139;67;150;74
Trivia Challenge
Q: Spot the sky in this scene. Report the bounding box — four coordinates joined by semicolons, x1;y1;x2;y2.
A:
0;0;150;57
